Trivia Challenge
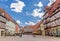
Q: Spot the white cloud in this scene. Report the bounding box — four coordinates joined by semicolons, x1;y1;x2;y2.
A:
25;21;36;25
32;2;44;18
16;20;21;24
37;2;43;7
16;20;23;25
47;0;56;6
31;8;44;18
10;0;25;12
34;2;43;7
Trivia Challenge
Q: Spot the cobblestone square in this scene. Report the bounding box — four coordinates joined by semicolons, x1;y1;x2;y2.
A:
0;35;60;41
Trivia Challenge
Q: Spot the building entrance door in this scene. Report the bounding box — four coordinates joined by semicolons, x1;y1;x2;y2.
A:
1;31;4;36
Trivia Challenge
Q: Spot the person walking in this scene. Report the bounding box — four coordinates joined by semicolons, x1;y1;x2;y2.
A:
19;30;22;37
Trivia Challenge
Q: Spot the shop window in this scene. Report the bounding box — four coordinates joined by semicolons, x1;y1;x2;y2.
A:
1;31;4;36
56;28;60;36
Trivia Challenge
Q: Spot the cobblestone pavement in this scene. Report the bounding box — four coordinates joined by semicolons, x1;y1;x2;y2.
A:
0;35;60;41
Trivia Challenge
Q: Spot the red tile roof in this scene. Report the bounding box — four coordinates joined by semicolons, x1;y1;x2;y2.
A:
23;22;41;32
47;0;60;17
0;8;17;24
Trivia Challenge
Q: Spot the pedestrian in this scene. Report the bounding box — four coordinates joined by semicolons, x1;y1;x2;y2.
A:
32;32;36;37
19;33;22;37
19;30;23;37
33;34;36;37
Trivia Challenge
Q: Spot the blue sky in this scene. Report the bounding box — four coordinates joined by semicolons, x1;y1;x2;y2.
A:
0;0;56;26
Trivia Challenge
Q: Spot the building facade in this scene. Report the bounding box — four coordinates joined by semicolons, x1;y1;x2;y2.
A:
6;21;16;35
0;10;8;36
39;20;45;36
0;8;20;36
43;0;60;36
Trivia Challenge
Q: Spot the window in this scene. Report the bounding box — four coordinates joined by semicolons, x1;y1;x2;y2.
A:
53;21;56;26
47;23;51;27
43;20;46;24
0;22;1;26
0;16;7;22
54;12;60;19
46;18;50;22
43;20;47;24
44;13;48;18
50;17;52;21
2;13;4;16
0;12;4;16
53;16;56;20
0;22;5;28
50;16;56;21
51;21;56;27
44;25;46;28
58;19;60;25
55;20;60;26
51;22;53;27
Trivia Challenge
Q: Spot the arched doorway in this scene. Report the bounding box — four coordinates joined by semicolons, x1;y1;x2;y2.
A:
1;31;4;36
